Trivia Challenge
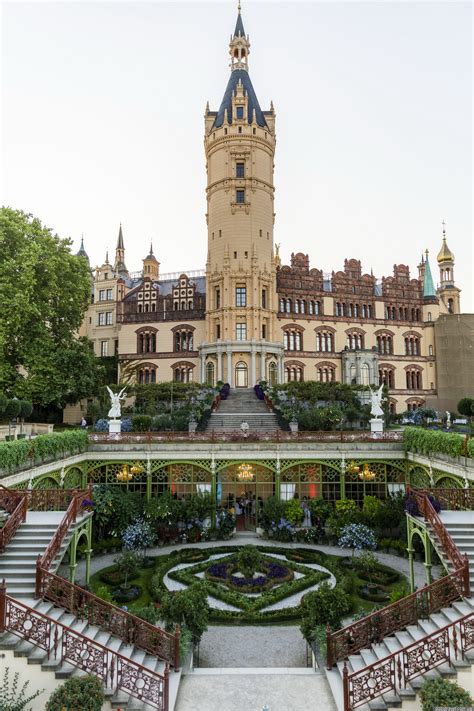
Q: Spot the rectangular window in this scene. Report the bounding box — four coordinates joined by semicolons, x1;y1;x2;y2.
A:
216;324;221;339
105;312;113;325
262;289;267;308
236;286;247;307
98;312;106;326
236;106;244;119
262;324;266;339
236;189;245;204
106;288;113;300
236;162;245;178
236;323;247;341
234;251;237;259
99;290;106;301
215;288;220;309
100;340;108;357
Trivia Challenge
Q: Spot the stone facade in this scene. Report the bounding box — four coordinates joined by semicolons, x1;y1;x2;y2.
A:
75;7;464;418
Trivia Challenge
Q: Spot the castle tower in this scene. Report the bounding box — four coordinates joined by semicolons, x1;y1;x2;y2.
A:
200;5;283;387
437;223;461;313
114;223;128;277
143;242;159;280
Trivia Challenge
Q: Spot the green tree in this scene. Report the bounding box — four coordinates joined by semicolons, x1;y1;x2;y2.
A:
457;398;474;419
299;582;351;640
0;208;104;408
0;667;44;711
160;583;210;644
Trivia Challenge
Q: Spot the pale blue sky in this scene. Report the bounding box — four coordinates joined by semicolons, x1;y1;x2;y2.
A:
2;1;472;308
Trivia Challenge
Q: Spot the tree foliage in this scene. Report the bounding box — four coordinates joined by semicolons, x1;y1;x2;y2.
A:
0;208;104;407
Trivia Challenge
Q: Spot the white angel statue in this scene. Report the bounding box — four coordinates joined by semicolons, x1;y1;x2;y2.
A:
106;386;127;419
369;384;384;419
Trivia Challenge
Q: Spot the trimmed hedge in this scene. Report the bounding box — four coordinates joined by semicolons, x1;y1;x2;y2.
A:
0;430;89;473
404;426;472;459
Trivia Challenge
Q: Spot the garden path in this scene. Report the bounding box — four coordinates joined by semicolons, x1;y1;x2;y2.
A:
72;534;438;591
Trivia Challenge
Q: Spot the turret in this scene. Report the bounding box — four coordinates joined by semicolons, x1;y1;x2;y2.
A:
437;222;460;313
143;242;159;279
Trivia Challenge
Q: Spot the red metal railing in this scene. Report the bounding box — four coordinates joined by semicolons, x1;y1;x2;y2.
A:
37;568;179;668
34;485;180;670
327;490;470;669
0;486;27;553
410;487;474;512
0;585;169;711
343;610;474;710
89;430;403;444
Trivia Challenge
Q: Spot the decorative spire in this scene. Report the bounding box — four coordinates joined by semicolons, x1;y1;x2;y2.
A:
230;4;249;71
423;250;436;298
117;222;124;250
76;234;90;265
105;249;109;265
114;222;128;275
234;1;245;38
437;220;455;264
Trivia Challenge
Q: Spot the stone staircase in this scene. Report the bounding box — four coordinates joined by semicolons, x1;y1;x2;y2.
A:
207;388;280;433
325;508;474;711
0;511;80;596
435;511;474;591
325;595;474;711
0;509;181;710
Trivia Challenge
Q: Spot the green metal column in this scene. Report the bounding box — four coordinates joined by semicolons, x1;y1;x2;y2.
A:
424;539;433;586
69;530;78;585
211;459;217;527
85;516;93;585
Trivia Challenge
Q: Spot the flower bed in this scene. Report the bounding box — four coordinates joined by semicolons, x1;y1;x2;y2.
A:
205;558;294;593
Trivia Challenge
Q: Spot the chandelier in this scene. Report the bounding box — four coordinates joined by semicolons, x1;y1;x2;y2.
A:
237;463;254;482
116;465;134;482
347;461;360;475
358;463;376;482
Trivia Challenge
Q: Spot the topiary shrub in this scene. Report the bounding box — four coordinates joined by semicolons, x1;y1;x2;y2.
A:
45;676;104;711
419;678;472;711
236;545;262;578
300;582;351;641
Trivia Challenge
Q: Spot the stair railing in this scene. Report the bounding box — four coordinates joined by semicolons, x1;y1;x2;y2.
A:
409;487;474;511
342;609;474;711
0;486;28;553
327;491;470;669
0;583;169;711
34;485;180;670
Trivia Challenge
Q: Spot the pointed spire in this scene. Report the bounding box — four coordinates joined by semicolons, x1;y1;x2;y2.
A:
234;1;245;37
105;249;109;264
117;222;124;250
76;234;90;264
437;220;454;263
423;250;436;298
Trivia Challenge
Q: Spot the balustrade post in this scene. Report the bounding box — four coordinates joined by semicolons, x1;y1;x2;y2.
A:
463;555;471;597
326;624;333;669
342;661;350;711
0;579;6;632
35;555;42;599
174;624;181;671
164;663;170;711
22;495;27;522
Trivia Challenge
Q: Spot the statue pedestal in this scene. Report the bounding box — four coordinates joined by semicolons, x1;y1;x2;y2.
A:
370;418;384;435
108;419;121;434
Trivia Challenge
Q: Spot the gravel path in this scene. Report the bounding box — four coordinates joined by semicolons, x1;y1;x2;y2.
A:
73;533;434;591
197;625;308;668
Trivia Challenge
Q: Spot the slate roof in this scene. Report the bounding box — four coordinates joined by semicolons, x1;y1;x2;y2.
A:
423;255;436;298
234;12;245;37
213;69;267;128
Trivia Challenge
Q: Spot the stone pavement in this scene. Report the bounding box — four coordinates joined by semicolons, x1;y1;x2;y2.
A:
175;671;336;711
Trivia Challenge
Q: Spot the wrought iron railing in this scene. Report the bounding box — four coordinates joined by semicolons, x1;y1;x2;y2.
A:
343;610;474;710
0;587;169;711
89;430;403;444
327;490;470;669
33;485;180;670
0;486;27;553
411;487;474;511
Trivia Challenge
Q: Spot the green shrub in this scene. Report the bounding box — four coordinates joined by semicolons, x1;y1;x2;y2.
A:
45;676;104;711
132;414;152;432
0;429;88;473
389;583;409;604
419;678;472;711
236;545;262;578
95;585;115;603
259;496;286;530
131;604;159;624
404;426;470;459
160;583;210;644
0;667;44;711
308;498;332;522
285;498;304;526
300;582;351;640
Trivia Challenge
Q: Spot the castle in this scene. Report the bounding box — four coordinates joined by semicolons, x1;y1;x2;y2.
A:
74;6;463;418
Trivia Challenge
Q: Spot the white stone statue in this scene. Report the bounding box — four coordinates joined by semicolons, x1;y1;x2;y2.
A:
107;386;127;419
446;411;451;429
240;420;249;437
369;384;385;419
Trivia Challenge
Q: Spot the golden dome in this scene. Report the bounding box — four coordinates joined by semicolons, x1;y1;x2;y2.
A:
437;236;454;263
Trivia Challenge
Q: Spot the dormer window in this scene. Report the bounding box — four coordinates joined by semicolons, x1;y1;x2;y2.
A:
236;106;244;119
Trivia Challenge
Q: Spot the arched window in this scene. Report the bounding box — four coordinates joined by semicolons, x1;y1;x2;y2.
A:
308;301;314;315
206;362;215;386
360;363;370;386
294;300;299;314
280;298;285;312
315;330;334;352
268;361;278;385
379;366;395;389
448;298;454;313
235;361;248;388
136;328;157;354
300;300;306;314
428;344;433;356
286;299;291;313
406;367;422;390
283;327;303;352
138;365;157;384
